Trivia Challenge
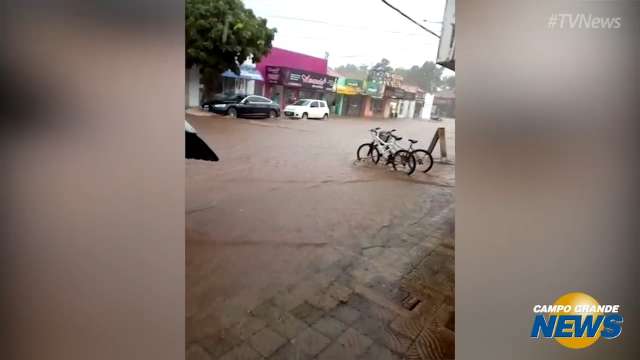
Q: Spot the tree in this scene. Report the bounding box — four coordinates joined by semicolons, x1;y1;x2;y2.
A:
440;75;455;90
186;0;276;78
334;64;368;80
334;59;453;94
366;58;394;88
370;58;394;81
393;61;444;93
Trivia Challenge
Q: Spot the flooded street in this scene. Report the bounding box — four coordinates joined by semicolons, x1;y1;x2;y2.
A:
187;114;455;360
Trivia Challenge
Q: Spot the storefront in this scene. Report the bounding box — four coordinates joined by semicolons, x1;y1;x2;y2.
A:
219;65;264;96
265;66;336;110
431;89;456;119
197;65;264;104
383;86;406;118
335;78;364;116
362;79;385;117
398;89;416;119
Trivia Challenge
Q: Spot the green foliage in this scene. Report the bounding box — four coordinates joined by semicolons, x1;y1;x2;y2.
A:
440;75;455;90
334;64;369;80
337;59;452;93
371;58;393;77
371;58;393;74
368;58;394;84
334;58;455;94
186;0;276;76
393;61;445;92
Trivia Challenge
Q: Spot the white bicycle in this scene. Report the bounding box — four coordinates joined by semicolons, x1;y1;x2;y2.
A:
357;127;416;175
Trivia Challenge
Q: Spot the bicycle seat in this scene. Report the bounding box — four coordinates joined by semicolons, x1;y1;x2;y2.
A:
408;139;418;144
393;136;403;141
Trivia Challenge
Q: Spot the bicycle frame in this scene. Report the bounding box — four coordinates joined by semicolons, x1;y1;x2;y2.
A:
362;127;419;175
369;129;401;161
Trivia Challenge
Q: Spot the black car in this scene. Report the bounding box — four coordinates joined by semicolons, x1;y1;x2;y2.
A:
203;94;280;119
201;93;245;111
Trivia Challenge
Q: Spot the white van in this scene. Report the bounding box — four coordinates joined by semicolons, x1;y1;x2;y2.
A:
283;99;330;120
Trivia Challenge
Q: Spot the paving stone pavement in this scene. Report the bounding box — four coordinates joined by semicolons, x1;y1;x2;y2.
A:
189;204;455;360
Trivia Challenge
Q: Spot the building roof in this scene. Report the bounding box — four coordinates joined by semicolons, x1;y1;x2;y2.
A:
434;88;455;98
326;68;342;78
400;84;425;94
222;66;264;81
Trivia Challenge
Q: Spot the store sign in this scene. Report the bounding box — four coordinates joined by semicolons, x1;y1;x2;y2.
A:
365;80;384;98
345;79;362;88
267;66;335;91
337;78;363;95
266;66;281;84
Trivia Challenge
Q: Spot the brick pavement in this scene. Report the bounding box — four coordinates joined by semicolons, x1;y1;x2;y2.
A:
188;206;454;360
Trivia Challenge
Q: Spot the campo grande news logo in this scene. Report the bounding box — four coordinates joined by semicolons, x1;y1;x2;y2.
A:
530;292;623;349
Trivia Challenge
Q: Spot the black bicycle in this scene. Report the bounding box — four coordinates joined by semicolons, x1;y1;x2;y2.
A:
406;139;434;173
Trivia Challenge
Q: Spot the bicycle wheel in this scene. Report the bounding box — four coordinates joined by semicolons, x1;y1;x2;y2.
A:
357;143;380;163
412;149;434;173
391;150;416;175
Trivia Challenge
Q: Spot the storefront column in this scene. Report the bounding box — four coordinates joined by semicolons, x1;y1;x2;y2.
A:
335;94;344;115
361;97;372;118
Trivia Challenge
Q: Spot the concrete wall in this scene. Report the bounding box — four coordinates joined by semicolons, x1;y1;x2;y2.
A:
186;65;200;108
383;99;393;118
362;97;374;117
407;101;416;119
422;94;435;118
436;0;456;70
398;100;415;118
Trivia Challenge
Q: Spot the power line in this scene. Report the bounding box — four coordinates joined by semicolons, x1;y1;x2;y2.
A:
275;33;438;45
262;14;439;37
380;0;441;38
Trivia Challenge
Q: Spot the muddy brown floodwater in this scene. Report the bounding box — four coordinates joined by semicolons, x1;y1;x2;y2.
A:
186;114;455;360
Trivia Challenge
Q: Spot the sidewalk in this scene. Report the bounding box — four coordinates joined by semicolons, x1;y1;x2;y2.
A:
186;107;215;117
187;207;454;360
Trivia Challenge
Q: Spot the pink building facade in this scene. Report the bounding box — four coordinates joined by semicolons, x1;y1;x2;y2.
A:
256;47;327;75
256;48;336;110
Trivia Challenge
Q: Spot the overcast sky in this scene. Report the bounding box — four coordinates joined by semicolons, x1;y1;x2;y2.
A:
242;0;448;70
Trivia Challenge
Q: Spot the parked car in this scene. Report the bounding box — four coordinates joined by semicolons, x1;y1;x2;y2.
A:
283;99;330;120
201;93;246;111
204;94;280;119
